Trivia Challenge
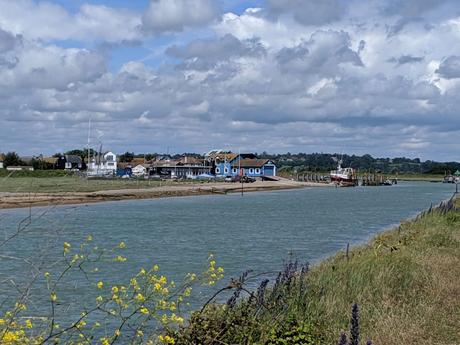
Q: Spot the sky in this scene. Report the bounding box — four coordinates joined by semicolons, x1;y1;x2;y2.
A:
1;0;460;160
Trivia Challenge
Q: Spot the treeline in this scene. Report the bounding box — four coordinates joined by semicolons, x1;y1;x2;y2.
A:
2;150;459;175
257;152;460;174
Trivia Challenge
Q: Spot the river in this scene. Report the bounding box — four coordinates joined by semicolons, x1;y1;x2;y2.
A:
0;181;455;321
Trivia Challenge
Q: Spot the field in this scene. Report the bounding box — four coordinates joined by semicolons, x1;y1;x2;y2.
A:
0;171;197;193
174;196;460;344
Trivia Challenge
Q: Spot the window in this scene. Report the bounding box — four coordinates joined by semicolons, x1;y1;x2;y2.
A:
106;155;114;161
255;168;260;174
224;167;228;173
216;167;220;173
249;168;254;174
232;168;237;174
108;162;114;166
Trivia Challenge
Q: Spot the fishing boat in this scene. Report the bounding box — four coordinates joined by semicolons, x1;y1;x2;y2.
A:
330;158;357;186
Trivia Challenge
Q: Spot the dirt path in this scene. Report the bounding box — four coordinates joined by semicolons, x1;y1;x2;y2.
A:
0;180;330;209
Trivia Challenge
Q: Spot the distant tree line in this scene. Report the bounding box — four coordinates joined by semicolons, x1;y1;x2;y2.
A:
257;152;460;174
1;150;459;175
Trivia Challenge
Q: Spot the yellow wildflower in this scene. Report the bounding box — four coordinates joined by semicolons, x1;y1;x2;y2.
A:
139;268;146;275
100;337;110;345
114;255;127;262
50;292;57;302
118;241;126;249
136;330;144;337
139;307;149;315
153;264;159;272
94;321;101;328
63;242;71;253
135;293;145;303
97;281;104;289
114;329;121;337
25;319;33;329
158;335;175;344
111;286;119;294
86;235;93;241
44;272;50;279
96;296;103;303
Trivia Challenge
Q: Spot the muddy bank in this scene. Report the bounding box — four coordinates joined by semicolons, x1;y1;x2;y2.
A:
0;180;330;209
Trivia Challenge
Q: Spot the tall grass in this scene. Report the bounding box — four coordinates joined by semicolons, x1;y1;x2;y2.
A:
170;196;460;344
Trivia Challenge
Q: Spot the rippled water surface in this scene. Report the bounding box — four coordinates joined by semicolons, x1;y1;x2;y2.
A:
0;181;455;315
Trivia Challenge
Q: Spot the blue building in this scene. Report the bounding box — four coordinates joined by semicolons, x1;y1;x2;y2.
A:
207;151;276;178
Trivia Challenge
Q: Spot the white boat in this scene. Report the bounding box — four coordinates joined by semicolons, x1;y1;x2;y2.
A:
330;159;357;186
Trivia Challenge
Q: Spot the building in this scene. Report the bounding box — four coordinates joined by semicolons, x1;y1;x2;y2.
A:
0;154;4;169
205;150;276;178
150;156;211;178
87;151;117;176
232;158;276;177
56;155;83;170
132;164;149;177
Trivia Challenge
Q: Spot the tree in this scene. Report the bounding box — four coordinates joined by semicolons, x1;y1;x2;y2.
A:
3;152;23;167
119;152;134;162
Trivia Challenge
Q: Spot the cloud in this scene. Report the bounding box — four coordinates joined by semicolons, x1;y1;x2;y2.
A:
166;34;266;70
276;30;363;74
0;28;21;53
387;55;424;66
267;0;345;26
0;0;142;43
381;0;449;17
0;28;22;68
142;0;219;33
1;0;460;160
436;56;460;79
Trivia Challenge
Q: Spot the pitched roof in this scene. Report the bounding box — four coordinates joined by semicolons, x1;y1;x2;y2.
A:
232;159;272;168
65;155;82;164
42;157;58;164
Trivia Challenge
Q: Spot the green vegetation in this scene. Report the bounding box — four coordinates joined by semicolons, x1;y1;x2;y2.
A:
171;196;460;344
0;191;458;344
263;152;460;175
0;173;195;193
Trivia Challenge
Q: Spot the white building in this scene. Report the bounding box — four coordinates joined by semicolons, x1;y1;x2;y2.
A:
87;151;117;176
132;164;148;177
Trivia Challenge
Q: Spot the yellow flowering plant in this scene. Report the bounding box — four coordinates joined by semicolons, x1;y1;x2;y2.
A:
0;234;225;344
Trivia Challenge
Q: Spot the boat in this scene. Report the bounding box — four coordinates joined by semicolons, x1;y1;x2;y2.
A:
330;158;357;186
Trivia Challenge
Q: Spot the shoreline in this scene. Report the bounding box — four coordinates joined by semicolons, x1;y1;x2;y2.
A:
0;180;329;209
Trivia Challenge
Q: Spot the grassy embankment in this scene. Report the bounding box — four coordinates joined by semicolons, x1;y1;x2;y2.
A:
173;196;460;344
0;170;198;193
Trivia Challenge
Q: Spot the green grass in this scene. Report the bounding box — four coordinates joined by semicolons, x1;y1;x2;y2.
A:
0;173;197;193
175;197;460;344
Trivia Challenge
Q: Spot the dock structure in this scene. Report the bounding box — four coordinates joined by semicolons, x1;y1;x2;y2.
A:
296;173;330;183
295;172;397;187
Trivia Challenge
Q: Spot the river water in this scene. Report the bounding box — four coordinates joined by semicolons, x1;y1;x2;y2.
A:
0;181;455;320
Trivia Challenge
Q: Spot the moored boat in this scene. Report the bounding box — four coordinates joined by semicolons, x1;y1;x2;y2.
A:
330;159;357;186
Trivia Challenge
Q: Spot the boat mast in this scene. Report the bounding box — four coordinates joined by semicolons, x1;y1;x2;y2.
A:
87;118;91;173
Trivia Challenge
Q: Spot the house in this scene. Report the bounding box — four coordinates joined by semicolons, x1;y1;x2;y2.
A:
87;151;117;176
132;164;149;177
56;155;83;170
205;150;276;177
232;159;277;177
150;156;211;178
0;153;4;169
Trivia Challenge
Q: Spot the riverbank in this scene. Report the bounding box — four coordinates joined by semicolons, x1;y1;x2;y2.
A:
0;179;327;209
173;195;460;344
